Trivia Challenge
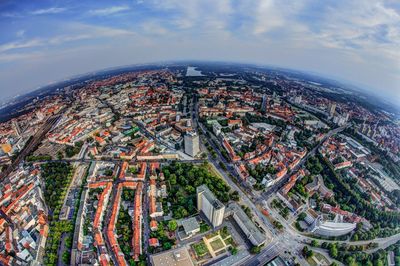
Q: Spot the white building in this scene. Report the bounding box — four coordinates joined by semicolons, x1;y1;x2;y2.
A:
310;215;356;237
197;185;225;228
184;131;200;157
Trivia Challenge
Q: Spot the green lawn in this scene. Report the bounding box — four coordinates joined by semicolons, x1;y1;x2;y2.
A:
306;252;329;266
193;241;209;257
223;236;236;247
210;238;225;251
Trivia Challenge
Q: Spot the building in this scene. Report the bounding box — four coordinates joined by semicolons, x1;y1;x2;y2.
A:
12;120;22;137
310;215;356;237
212;122;223;136
261;94;268;112
197;185;225;228
388;251;395;266
184;131;200;157
180;217;200;237
150;246;194;266
224;203;268;247
328;103;336;117
294;95;302;104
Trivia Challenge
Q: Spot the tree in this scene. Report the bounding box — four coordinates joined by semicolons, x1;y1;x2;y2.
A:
168;220;178;231
302;246;309;257
329;244;338;258
311;240;318;247
298;212;307;221
163;242;172;250
230;247;238;255
250;246;261;254
62;251;70;264
230;191;240;201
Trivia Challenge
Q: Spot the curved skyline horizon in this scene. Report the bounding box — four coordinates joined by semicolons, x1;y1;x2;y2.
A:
0;0;399;106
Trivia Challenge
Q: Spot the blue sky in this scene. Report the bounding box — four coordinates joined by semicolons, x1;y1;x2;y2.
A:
0;0;399;105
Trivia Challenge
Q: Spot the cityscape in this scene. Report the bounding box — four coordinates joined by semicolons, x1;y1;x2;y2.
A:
0;63;399;266
1;1;400;266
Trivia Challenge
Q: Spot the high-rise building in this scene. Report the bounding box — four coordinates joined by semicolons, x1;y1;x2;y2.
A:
328;103;336;117
197;185;225;228
184;131;199;157
261;94;268;112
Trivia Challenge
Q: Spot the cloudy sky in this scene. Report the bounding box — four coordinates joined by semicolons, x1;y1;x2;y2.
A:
0;0;399;105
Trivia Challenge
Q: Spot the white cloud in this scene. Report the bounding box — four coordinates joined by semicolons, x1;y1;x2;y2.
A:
88;6;130;16
141;21;169;35
16;30;26;38
0;39;43;53
31;7;67;15
0;25;135;54
253;0;284;34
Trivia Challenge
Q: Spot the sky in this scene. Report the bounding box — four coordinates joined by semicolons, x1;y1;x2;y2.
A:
0;0;399;105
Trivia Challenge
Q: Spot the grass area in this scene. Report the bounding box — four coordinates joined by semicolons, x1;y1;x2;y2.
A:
306;256;317;266
223;236;236;247
210;238;225;251
306;252;329;266
193;241;209;257
314;252;329;264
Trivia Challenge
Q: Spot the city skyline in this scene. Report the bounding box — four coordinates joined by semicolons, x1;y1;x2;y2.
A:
0;63;399;266
0;0;399;106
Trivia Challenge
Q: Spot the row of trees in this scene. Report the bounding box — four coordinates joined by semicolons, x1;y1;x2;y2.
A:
320;241;394;266
43;161;89;266
41;162;73;219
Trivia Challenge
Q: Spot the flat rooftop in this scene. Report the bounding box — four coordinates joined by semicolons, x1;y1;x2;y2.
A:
225;203;267;246
197;184;225;210
181;217;200;234
150;246;194;266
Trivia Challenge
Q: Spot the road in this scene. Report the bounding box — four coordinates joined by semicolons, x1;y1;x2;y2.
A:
32;157;206;164
142;179;151;265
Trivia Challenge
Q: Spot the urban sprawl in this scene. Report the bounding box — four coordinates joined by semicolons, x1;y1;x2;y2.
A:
0;64;400;266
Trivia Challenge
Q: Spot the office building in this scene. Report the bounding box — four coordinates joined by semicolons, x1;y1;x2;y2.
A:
310;215;356;237
197;185;225;228
184;131;199;157
261;94;268;112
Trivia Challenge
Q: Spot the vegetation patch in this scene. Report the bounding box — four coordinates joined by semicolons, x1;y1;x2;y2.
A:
193;241;209;257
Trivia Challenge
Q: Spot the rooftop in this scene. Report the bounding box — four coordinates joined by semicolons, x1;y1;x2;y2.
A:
150;246;194;266
197;184;224;210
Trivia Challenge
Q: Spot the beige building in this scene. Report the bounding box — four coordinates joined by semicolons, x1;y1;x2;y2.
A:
197;185;225;228
184;131;200;157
